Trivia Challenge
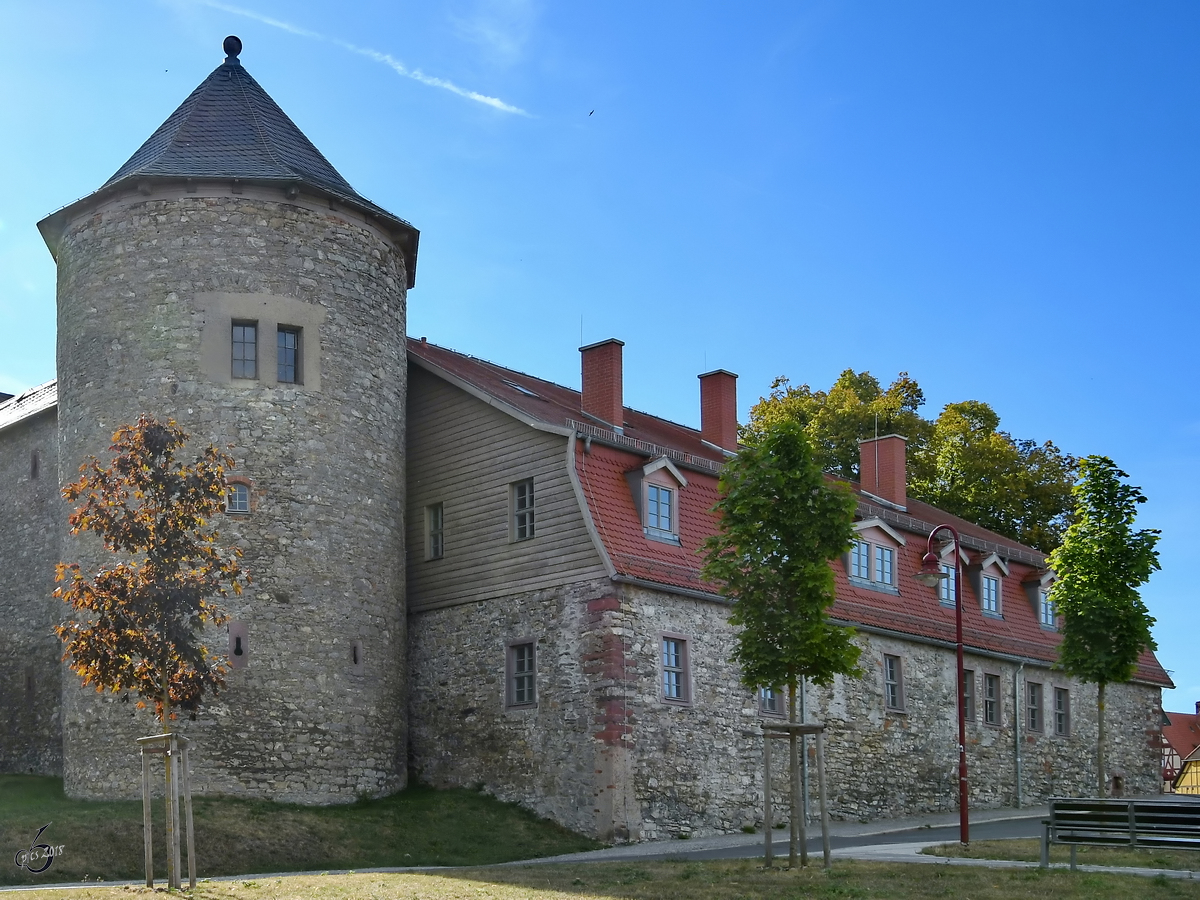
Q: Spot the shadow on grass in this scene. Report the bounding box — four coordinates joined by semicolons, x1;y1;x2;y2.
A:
0;775;601;886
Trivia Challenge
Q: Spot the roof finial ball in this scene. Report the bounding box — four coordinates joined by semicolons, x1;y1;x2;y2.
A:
223;35;243;64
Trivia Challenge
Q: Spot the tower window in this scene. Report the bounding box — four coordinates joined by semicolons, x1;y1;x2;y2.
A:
507;641;537;708
232;322;258;379
30;450;40;480
512;478;535;540
277;326;301;384
226;482;250;514
426;502;444;559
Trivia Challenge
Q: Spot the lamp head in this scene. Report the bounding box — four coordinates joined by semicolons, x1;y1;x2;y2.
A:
913;550;947;587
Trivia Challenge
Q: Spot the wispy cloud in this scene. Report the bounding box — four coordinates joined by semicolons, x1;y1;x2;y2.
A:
195;0;529;115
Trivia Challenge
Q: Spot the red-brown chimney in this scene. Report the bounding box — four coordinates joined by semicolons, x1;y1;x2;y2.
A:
699;369;738;452
580;338;624;428
859;434;907;507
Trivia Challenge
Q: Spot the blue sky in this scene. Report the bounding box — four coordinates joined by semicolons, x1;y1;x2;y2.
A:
1;1;1196;707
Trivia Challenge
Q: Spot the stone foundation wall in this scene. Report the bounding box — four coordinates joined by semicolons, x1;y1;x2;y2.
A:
0;407;63;775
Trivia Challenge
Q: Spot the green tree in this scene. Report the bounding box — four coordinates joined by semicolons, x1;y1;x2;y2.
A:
746;371;1076;553
1046;456;1160;796
744;370;929;480
54;415;248;723
907;401;1076;551
702;419;862;706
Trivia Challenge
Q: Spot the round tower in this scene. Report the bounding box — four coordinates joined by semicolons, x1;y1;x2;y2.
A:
39;37;418;802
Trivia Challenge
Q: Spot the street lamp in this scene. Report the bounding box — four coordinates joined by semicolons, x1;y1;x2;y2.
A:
913;524;969;846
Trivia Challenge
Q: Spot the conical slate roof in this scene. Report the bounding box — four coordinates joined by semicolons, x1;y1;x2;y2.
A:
104;40;357;197
41;37;418;287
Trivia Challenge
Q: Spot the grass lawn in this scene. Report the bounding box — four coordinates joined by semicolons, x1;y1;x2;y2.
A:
0;775;600;886
8;860;1200;900
924;838;1200;872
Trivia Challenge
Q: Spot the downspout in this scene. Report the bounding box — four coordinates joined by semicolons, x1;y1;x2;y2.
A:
1014;664;1024;808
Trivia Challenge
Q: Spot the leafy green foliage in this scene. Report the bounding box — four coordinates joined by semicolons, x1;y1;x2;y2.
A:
745;371;1076;552
1047;456;1159;687
54;416;248;723
702;420;861;694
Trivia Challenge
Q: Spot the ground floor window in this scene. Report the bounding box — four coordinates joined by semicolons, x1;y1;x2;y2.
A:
661;635;690;704
507;641;536;708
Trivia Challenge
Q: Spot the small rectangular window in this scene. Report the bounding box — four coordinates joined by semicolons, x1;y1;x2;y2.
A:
984;673;1000;725
232;321;258;379
982;575;1001;614
646;484;674;533
883;654;904;711
938;563;956;605
512;478;535;540
850;540;870;580
507;641;536;708
662;635;689;704
1028;681;1043;733
962;669;975;721
759;686;783;717
1054;687;1070;736
874;546;894;585
1039;591;1056;628
226;483;250;514
277;326;301;384
426;502;444;559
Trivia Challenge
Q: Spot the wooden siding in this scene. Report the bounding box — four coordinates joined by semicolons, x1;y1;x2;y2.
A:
406;365;609;610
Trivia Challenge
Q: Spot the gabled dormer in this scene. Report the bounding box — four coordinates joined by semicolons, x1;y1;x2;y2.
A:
969;552;1010;618
1023;570;1057;629
846;517;906;595
626;457;688;545
934;542;971;607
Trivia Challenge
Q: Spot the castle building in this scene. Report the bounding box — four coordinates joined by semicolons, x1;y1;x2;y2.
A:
0;40;1172;841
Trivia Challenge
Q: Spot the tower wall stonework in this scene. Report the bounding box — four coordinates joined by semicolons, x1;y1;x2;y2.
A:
0;407;64;776
54;186;409;803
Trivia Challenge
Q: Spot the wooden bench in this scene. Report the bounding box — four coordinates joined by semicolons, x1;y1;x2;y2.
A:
1041;797;1200;869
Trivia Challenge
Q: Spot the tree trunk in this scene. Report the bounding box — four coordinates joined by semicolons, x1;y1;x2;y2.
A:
161;663;177;889
1097;681;1107;797
787;682;806;867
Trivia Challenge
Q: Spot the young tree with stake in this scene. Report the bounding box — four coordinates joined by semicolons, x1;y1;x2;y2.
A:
702;419;861;865
55;415;247;887
1046;455;1159;797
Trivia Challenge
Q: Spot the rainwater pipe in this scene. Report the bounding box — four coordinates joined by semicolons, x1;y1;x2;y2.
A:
1014;663;1024;808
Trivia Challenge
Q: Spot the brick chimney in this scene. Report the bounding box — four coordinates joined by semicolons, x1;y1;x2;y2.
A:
699;369;738;452
580;338;624;428
859;434;907;508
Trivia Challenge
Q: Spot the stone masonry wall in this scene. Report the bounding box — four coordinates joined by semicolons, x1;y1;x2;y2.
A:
408;577;620;838
410;576;1163;840
0;407;63;775
53;187;408;803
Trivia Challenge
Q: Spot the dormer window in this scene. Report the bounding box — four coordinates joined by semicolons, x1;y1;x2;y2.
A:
846;518;905;594
627;456;687;546
1023;570;1057;629
970;553;1009;618
935;545;969;607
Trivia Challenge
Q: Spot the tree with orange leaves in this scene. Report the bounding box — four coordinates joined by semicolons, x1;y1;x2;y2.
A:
55;415;248;725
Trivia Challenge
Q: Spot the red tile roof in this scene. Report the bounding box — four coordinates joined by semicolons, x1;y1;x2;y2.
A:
409;338;1173;688
1164;709;1200;760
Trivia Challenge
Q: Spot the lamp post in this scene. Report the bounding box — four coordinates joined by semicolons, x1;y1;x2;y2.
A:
913;524;969;846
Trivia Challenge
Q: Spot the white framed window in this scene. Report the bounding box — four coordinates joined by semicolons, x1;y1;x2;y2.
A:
938;563;957;605
644;482;677;542
1054;687;1070;736
226;482;250;514
982;575;1001;615
231;321;258;379
1039;591;1056;628
983;673;1000;726
661;634;690;705
883;654;905;711
850;540;870;580
506;640;536;708
874;546;894;586
512;478;535;540
426;502;444;560
1027;681;1043;733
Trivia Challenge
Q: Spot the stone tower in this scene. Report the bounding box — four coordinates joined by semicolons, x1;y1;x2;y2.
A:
37;37;418;802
